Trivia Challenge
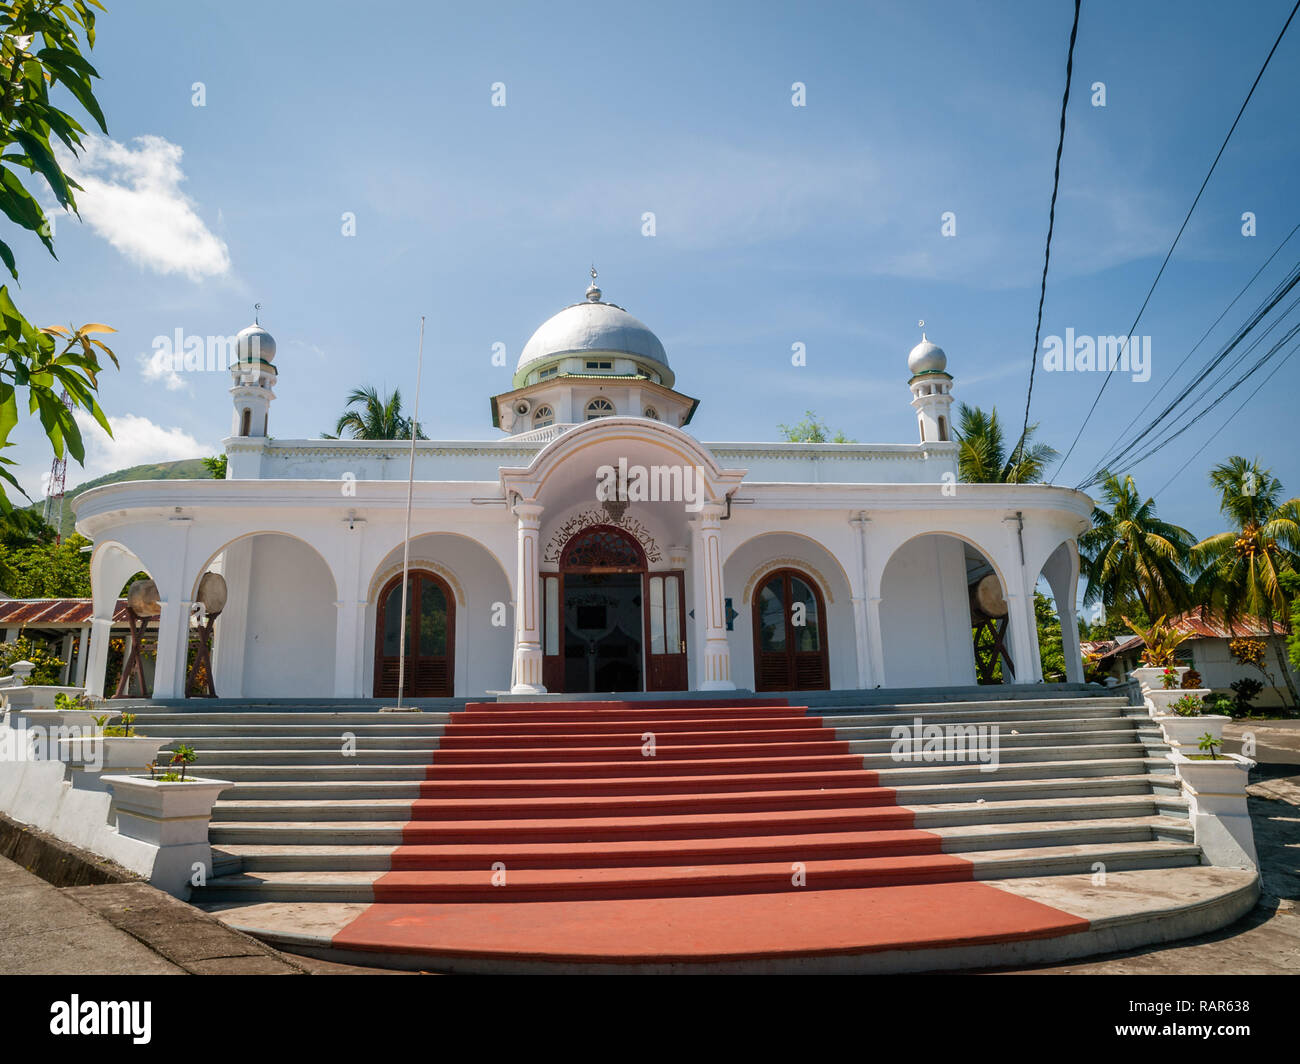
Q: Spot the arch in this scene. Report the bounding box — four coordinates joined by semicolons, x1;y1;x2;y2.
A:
533;404;554;429
560;524;647;571
586;397;615;420
878;531;1011;688
751;567;830;691
373;568;455;697
726;529;854;600
240;408;251;436
643;406;659;421
191;529;339;601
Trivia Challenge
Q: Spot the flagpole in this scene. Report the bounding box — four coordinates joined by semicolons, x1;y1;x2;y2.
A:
394;315;426;710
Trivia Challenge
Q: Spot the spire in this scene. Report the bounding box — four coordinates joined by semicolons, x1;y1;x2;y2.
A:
585;265;602;303
254;301;261;326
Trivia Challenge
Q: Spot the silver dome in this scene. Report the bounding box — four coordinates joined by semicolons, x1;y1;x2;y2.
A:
235;323;276;365
907;333;947;376
515;298;672;388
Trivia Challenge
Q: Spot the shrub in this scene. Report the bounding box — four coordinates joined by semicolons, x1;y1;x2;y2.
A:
1171;693;1205;717
1230;677;1264;714
0;635;65;685
1160;667;1180;690
1181;668;1202;689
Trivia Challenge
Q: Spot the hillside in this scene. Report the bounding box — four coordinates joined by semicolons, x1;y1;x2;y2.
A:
27;458;213;535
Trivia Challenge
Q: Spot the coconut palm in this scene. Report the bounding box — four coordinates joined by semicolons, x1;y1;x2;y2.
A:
954;404;1058;484
1080;471;1194;621
328;386;425;440
1191;456;1300;708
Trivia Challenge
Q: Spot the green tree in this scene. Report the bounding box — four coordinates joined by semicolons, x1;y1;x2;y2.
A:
0;528;90;596
1280;570;1300;676
328;385;425;440
1080;471;1193;622
201;454;227;479
1191;456;1300;709
954;403;1057;484
777;410;855;444
1035;590;1067;681
0;2;120;508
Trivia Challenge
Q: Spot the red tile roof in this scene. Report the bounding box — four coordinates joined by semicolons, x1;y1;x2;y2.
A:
0;598;129;625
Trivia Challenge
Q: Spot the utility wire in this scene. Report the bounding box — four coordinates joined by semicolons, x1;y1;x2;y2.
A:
1052;0;1300;482
1078;260;1300;485
1011;0;1081;483
1090;220;1300;475
1152;342;1300;498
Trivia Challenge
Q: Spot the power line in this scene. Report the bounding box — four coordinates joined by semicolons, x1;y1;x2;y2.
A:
1077;259;1300;486
1051;0;1300;481
1152;341;1300;498
1011;0;1081;483
1089;220;1300;476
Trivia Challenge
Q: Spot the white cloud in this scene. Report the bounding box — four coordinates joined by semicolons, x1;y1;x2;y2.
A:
57;134;231;280
69;409;210;483
137;349;190;392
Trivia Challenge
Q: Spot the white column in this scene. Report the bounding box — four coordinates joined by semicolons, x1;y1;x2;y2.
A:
85;617;113;697
694;502;735;691
58;632;74;684
333;516;366;697
1002;515;1040;684
511;501;546;694
151;516;194;699
1060;597;1084;683
212;538;253;698
74;625;91;686
849;513;881;690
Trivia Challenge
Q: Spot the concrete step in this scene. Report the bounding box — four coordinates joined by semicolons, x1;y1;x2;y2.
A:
193;840;1203;903
215;815;1196;872
207;792;1190;846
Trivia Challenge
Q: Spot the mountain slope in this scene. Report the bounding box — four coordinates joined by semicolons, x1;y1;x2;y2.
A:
28;458;213;534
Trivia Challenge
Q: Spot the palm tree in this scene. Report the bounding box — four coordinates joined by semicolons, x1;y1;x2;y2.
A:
1191;456;1300;708
954;403;1058;484
327;386;425;440
1080;471;1194;621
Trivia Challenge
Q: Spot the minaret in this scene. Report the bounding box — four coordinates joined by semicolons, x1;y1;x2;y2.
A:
907;332;953;443
229;310;277;438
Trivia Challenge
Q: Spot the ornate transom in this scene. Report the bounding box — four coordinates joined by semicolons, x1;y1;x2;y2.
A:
560;525;647;571
543;509;662;566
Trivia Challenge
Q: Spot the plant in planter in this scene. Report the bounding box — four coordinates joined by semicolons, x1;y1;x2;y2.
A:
1160;667;1180;690
1181;668;1202;689
163;743;198;782
101;712;137;738
1171;693;1205;717
1196;732;1222;760
54;691;102;712
1125;616;1191;668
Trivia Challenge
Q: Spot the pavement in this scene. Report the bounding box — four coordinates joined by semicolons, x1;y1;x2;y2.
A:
0;717;1295;976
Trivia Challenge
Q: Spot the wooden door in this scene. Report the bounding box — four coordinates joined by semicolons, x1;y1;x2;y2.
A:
752;568;829;691
644;571;687;691
373;571;454;697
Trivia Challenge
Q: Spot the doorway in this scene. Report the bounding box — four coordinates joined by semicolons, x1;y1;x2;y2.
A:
752;567;829;691
373;570;454;697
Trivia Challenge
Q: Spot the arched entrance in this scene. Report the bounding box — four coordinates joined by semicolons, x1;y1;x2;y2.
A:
752;568;829;691
540;525;687;693
373;570;455;697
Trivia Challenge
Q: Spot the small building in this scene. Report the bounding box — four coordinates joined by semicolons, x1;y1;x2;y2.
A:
0;598;132;686
1083;609;1297;709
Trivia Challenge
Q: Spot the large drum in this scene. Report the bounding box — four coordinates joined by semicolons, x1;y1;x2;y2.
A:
196;571;228;618
126;577;161;618
970;573;1007;619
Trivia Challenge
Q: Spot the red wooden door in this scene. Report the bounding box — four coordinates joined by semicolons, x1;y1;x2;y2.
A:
752;568;829;691
644;571;687;691
373;571;455;697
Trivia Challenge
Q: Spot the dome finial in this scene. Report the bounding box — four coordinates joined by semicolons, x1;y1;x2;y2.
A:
586;265;602;303
254;301;262;326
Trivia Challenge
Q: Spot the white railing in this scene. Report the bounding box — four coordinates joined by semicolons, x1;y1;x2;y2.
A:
509;423;578;444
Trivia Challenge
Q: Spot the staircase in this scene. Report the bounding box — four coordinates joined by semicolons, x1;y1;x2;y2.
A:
125;692;1205;908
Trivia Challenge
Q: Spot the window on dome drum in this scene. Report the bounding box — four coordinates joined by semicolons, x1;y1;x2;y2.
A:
586;397;615;420
584;360;613;371
539;366;558;380
644;406;658;420
533;405;554;429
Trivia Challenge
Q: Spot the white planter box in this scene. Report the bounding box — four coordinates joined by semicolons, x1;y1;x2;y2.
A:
58;736;174;791
101;774;234;897
1129;666;1188;692
1153;712;1228;749
1146;687;1211;715
2;685;87;714
1168;750;1257;869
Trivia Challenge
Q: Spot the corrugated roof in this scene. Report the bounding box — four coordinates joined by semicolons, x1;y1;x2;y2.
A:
0;598;129;625
1081;609;1287;661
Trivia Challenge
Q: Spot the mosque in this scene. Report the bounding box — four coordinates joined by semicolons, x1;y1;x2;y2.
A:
72;275;1092;701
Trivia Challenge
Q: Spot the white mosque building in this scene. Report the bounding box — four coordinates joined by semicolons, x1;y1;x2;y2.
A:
72;277;1092;701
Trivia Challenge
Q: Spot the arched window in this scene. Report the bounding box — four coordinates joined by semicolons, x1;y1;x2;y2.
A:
643;406;659;420
586;397;615;420
533;405;554;429
240;408;251;436
752;568;830;691
938;415;948;441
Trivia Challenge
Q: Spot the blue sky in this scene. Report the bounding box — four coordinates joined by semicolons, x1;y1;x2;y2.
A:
13;0;1300;540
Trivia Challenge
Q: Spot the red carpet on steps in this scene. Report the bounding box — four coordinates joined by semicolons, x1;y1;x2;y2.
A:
330;699;1089;962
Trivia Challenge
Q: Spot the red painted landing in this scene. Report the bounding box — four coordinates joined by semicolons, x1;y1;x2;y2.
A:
332;881;1090;963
